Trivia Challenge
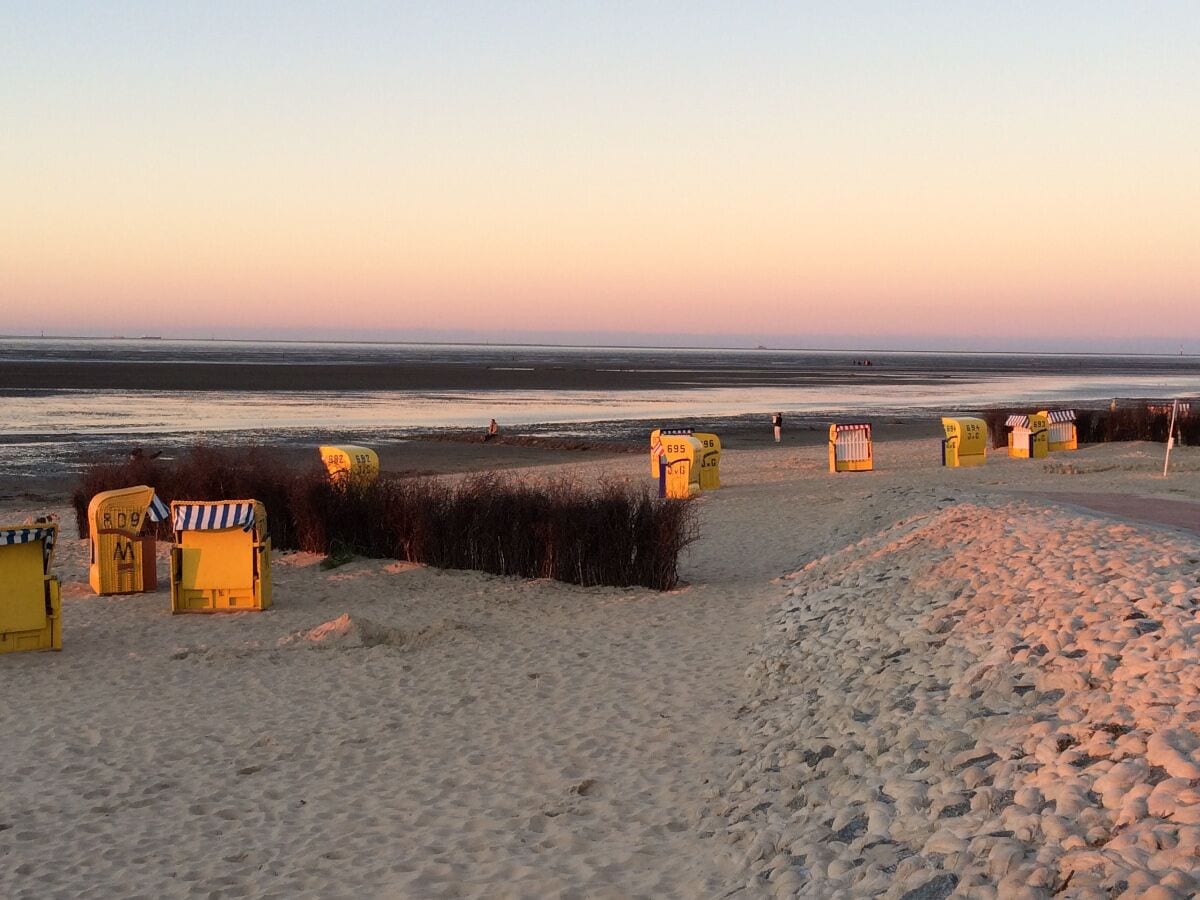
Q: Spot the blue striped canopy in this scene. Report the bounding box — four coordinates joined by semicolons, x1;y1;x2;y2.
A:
172;502;256;532
147;493;170;522
0;525;57;568
1047;409;1076;423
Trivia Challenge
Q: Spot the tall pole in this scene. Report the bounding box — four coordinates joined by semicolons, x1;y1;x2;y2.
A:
1163;398;1178;477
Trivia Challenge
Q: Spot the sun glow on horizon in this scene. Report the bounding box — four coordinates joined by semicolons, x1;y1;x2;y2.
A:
2;3;1198;350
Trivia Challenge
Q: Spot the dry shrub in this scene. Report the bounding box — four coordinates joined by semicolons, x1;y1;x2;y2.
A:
72;446;696;590
981;404;1197;449
287;471;697;589
71;446;302;546
1077;406;1198;444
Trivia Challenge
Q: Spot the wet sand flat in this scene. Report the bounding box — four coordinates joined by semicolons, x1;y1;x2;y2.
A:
7;339;1200;393
0;359;976;393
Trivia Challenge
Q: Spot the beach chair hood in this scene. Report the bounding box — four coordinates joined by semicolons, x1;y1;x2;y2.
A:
172;502;257;532
0;525;57;571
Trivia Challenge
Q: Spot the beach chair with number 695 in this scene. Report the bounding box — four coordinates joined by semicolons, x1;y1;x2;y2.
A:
169;500;272;613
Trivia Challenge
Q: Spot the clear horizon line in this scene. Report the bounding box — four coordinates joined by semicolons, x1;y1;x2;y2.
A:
4;331;1198;359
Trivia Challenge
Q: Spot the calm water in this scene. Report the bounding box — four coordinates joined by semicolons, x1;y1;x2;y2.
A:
3;338;1199;478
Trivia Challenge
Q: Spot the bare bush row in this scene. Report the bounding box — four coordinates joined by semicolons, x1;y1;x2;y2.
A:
72;447;696;590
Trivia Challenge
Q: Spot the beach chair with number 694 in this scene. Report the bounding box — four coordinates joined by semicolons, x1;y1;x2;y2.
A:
941;417;988;468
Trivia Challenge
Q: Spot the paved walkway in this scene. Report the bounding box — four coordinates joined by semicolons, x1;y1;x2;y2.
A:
1014;490;1200;535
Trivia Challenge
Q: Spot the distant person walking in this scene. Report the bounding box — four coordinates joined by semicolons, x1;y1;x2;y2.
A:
772;412;783;443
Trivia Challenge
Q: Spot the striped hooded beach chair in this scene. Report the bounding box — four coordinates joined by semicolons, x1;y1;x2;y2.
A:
1041;409;1078;452
169;500;272;613
0;522;62;653
1005;412;1049;459
828;423;874;472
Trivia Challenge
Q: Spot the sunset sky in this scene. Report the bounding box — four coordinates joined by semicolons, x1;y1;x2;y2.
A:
2;3;1198;352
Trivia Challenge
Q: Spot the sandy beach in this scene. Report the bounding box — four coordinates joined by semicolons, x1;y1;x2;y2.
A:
3;436;1199;898
10;1;1200;896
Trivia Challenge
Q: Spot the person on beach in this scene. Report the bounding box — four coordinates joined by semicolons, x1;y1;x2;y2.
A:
485;418;498;442
772;412;782;443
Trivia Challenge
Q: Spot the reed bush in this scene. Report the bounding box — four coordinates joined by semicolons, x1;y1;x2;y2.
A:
286;471;697;588
981;404;1197;449
72;446;696;590
979;410;1009;449
71;446;302;546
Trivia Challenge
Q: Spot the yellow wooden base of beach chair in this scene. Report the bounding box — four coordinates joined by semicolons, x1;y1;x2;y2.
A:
0;540;61;653
830;457;874;472
171;531;273;614
0;580;61;654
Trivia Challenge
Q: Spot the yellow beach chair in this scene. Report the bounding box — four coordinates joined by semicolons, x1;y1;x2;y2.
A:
941;417;988;467
87;485;169;595
169;500;272;613
1041;410;1078;451
650;428;682;478
828;423;874;472
694;432;722;489
319;445;380;485
658;432;703;499
1006;413;1049;459
0;522;62;654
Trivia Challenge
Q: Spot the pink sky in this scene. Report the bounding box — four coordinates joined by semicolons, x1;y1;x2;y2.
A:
2;4;1198;351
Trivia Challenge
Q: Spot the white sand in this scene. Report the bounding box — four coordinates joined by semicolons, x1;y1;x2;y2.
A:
1;438;1198;898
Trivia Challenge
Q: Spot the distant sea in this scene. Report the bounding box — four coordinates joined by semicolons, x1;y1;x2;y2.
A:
3;337;1199;479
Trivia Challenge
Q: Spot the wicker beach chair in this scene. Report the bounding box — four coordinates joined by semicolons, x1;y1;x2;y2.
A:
87;485;169;595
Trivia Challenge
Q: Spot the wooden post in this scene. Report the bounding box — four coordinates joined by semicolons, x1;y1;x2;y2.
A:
1163;399;1178;477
